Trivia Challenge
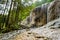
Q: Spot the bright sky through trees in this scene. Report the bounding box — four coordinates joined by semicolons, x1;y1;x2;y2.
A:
33;0;42;3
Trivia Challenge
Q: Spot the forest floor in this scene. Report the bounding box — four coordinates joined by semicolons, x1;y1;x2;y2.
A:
0;18;60;40
0;27;60;40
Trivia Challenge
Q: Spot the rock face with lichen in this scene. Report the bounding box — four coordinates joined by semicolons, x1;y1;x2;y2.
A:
47;0;60;22
21;3;49;27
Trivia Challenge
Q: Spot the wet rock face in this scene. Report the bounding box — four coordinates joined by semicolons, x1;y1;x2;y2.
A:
30;3;49;27
21;0;60;27
44;18;60;29
47;0;60;22
21;3;49;27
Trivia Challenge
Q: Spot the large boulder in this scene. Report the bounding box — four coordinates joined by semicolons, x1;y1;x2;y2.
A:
21;3;49;27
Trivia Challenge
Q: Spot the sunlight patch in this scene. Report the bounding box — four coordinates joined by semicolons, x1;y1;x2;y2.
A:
39;0;42;1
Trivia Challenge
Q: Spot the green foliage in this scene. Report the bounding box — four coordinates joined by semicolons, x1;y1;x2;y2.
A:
0;0;53;33
0;0;35;33
35;0;53;7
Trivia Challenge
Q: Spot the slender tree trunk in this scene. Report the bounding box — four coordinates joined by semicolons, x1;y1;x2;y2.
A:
5;0;13;27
